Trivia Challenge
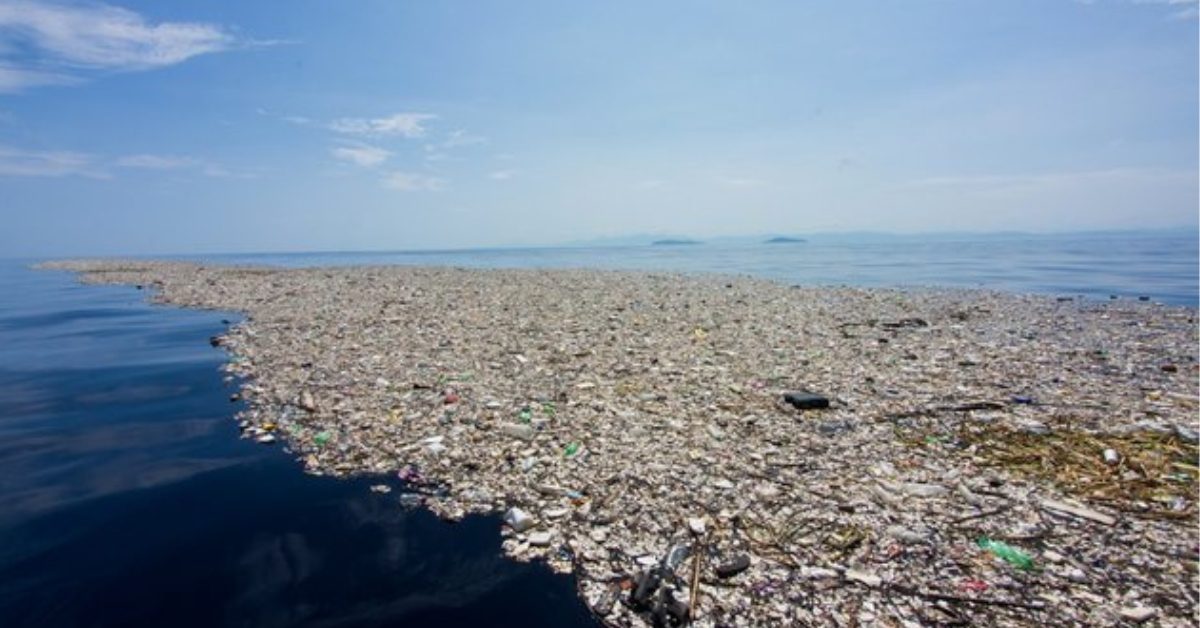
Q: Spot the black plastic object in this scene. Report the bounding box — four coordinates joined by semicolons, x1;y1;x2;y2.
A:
783;390;830;410
631;569;662;609
715;554;751;578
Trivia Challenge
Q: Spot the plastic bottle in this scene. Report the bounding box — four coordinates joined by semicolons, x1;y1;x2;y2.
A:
977;537;1035;571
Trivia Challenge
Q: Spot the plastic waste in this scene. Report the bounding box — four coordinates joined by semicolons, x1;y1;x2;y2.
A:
782;390;830;409
313;430;331;446
564;442;580;457
715;554;751;578
504;507;535;532
630;569;661;608
501;423;536;441
663;543;691;571
397;464;422;482
960;578;988;593
977;537;1035;571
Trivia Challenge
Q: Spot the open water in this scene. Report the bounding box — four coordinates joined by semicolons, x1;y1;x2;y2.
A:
0;231;1195;627
0;263;599;628
210;231;1197;306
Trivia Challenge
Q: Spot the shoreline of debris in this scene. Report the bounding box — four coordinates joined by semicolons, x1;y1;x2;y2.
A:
41;260;1199;627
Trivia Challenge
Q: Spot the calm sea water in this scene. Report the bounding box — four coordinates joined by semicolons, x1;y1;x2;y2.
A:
0;231;1195;627
0;262;599;628
201;231;1198;306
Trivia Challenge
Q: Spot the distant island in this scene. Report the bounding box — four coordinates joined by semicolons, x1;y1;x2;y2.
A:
651;239;701;246
764;236;806;244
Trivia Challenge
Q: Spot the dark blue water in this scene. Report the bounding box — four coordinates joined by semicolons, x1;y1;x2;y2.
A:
193;231;1198;306
0;263;599;628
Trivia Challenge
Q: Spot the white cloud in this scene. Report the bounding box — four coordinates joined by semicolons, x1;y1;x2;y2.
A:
419;129;486;161
717;176;766;188
116;152;246;177
0;145;107;178
0;63;74;91
488;169;516;181
382;170;446;191
116;153;198;169
329;113;436;138
905;167;1193;189
442;128;487;148
1126;0;1199;18
0;144;246;179
0;1;242;92
331;143;391;167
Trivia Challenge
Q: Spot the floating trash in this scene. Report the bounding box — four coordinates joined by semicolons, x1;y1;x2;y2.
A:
48;259;1200;627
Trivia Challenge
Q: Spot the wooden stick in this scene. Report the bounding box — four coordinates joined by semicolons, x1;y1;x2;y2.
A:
889;584;1047;612
951;505;1012;525
1041;498;1117;526
689;533;704;622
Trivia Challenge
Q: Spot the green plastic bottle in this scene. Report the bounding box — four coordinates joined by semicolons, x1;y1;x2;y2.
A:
977;537;1035;571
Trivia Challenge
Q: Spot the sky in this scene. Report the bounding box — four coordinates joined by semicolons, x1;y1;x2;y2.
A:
0;0;1196;256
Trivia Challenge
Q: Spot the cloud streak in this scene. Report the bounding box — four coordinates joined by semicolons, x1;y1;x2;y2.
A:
441;129;487;148
116;153;243;177
0;145;106;178
717;176;766;188
905;167;1195;190
331;143;391;167
329;113;436;138
0;146;244;179
0;63;75;91
1107;0;1200;19
116;154;199;169
0;0;243;92
382;170;445;191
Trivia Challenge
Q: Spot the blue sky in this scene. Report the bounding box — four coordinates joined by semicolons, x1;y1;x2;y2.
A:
0;0;1196;256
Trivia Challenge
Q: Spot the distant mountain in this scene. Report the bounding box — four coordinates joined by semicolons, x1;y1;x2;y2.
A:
561;233;694;247
553;228;1193;250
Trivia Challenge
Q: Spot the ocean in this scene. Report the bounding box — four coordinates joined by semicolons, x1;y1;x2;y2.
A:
0;231;1195;627
0;262;598;628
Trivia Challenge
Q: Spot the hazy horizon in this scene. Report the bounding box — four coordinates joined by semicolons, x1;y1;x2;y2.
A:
4;226;1193;261
1;1;1197;256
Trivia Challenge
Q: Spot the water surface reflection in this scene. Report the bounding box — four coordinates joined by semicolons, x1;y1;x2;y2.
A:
0;263;597;628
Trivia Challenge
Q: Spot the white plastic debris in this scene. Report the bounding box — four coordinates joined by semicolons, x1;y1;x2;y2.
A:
49;259;1200;628
503;507;535;533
